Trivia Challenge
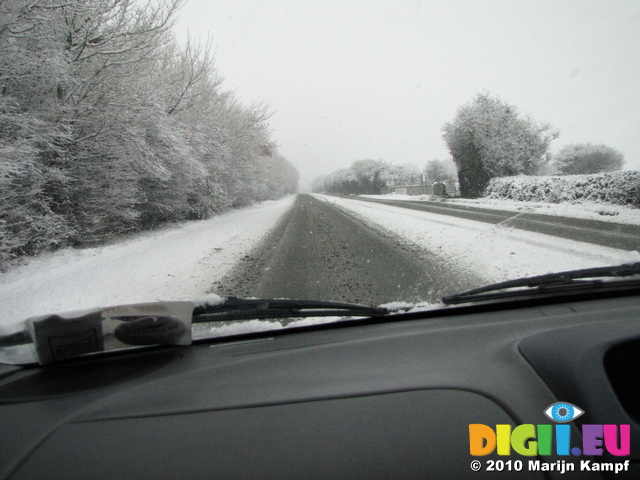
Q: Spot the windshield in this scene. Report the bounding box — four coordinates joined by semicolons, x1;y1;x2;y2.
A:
0;0;639;340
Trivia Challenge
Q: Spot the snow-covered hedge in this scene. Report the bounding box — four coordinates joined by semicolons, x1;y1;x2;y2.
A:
0;1;299;271
484;171;640;206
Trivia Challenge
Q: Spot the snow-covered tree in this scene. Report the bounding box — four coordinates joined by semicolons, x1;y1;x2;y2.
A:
0;0;297;269
553;143;624;175
315;160;422;195
382;163;421;186
442;93;558;197
351;159;389;193
318;160;387;195
424;159;457;183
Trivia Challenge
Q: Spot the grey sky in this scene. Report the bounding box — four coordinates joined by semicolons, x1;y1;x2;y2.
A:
173;0;640;189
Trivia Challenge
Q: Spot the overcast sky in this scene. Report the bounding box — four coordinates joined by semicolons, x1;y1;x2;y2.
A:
173;0;640;190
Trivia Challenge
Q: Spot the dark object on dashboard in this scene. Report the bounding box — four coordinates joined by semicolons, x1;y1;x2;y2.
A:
114;315;187;345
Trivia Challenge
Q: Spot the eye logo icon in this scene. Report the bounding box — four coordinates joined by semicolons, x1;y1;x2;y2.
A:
544;402;584;423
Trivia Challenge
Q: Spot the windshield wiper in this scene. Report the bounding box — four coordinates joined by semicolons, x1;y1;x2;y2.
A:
442;262;640;305
193;297;389;322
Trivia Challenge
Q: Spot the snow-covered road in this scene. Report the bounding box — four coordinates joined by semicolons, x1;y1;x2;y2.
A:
1;192;638;330
313;194;639;284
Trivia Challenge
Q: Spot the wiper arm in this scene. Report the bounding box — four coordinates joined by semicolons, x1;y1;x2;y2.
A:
442;262;640;305
193;297;389;322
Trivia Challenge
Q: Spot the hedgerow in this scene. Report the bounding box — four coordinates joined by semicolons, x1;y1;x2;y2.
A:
483;171;640;206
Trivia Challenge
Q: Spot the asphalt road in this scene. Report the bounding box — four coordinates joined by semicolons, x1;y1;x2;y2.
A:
349;196;640;251
212;194;481;305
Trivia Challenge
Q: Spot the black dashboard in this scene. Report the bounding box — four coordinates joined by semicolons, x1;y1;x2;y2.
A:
1;292;639;479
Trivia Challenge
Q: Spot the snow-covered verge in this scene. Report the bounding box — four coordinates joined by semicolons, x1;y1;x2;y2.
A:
0;197;295;331
484;171;640;206
314;194;640;289
359;188;640;226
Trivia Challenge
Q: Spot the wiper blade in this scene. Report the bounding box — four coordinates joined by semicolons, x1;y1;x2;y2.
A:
193;297;389;322
442;263;640;305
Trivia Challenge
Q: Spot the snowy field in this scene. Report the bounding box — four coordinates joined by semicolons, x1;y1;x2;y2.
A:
0;197;295;330
359;194;640;225
315;194;640;285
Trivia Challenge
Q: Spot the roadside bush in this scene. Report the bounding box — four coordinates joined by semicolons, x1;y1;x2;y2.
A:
484;171;640;207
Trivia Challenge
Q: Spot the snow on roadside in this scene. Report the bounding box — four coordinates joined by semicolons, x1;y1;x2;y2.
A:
315;194;640;286
359;194;640;225
0;196;295;330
